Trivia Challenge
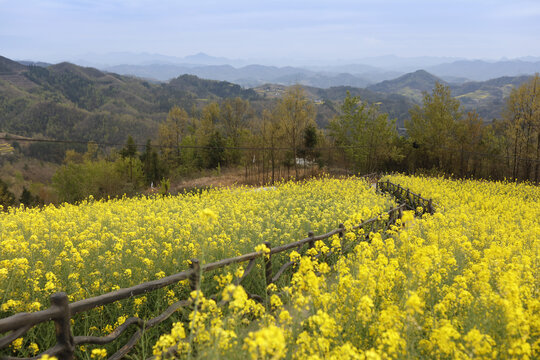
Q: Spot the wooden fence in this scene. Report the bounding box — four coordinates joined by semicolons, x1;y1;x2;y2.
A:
0;178;433;360
377;179;435;215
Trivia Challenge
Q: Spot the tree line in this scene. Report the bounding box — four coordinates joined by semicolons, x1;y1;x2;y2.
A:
1;75;538;207
405;76;540;181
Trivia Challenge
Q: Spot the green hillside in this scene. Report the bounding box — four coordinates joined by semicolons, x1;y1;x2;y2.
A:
0;56;258;146
1;56;418;148
366;70;443;102
452;75;532;120
365;68;532;120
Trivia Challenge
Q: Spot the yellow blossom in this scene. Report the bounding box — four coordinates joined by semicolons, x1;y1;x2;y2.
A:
90;348;107;359
243;324;286;360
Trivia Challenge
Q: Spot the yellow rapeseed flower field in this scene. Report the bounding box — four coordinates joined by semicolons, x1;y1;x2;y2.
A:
153;175;539;359
0;176;393;358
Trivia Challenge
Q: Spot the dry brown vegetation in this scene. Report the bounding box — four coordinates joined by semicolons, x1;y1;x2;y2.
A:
0;157;58;203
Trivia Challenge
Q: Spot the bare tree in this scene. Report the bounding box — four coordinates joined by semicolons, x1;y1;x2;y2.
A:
275;86;315;178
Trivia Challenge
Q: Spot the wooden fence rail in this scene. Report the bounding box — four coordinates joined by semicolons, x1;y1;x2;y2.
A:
0;178;433;360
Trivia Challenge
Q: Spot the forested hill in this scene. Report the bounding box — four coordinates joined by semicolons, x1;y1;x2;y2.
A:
0;56;258;145
0;55;417;146
367;70;443;100
365;69;533;120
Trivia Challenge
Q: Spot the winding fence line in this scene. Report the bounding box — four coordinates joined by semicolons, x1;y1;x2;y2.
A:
0;177;434;360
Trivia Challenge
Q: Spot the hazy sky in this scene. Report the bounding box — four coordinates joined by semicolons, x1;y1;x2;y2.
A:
1;0;539;64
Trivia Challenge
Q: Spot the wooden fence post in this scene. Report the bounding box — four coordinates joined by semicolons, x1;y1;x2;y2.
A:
189;259;201;292
263;242;272;287
50;292;74;360
307;231;315;250
428;199;434;215
338;223;345;248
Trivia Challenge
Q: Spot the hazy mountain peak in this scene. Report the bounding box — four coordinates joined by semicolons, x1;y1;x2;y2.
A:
183;52;232;65
49;62;106;79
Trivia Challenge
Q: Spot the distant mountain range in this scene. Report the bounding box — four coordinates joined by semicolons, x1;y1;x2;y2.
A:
104;63;379;88
29;52;535;87
92;57;540;90
70;52;249;67
426;60;540;82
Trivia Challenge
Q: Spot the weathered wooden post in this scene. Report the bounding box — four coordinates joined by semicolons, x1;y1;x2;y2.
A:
428;199;434;215
50;292;74;360
338;223;345;249
263;241;272;287
307;231;315;251
189;259;201;292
